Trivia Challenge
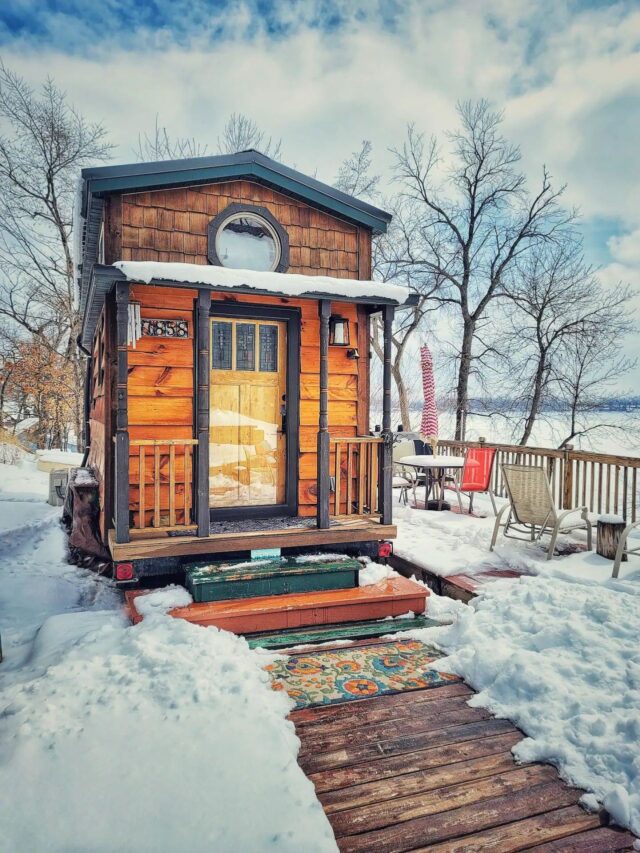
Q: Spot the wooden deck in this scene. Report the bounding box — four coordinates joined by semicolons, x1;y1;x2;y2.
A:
109;517;396;562
291;683;637;851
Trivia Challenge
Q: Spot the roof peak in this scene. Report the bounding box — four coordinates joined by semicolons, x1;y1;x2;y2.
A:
80;148;391;234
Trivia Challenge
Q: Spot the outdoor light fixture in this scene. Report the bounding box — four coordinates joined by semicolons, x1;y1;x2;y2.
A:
329;315;350;346
347;347;360;360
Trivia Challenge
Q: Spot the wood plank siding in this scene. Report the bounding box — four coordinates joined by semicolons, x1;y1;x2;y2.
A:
93;179;374;528
107;180;370;280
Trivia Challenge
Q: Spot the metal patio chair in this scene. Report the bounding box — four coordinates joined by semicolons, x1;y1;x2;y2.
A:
450;445;498;515
490;463;593;559
392;440;432;505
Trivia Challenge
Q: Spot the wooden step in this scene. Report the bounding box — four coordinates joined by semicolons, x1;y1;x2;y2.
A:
246;615;442;649
185;556;360;602
126;577;428;634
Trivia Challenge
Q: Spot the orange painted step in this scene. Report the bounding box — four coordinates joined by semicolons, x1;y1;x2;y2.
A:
126;577;428;634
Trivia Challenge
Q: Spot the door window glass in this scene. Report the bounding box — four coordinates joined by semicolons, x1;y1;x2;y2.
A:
236;323;256;371
212;321;232;369
259;325;278;372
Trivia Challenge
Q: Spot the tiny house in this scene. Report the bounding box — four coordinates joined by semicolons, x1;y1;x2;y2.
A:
75;150;408;583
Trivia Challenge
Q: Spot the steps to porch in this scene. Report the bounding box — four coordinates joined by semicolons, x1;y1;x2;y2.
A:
125;552;429;640
127;575;427;635
185;556;361;602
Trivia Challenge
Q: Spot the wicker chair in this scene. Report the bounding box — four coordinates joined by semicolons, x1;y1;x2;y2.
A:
490;464;593;559
612;520;640;578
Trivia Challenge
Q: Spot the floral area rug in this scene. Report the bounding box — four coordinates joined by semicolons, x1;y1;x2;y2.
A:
265;639;460;709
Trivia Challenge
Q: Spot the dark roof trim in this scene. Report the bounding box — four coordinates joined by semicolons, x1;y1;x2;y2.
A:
80;263;401;348
81;149;392;234
78;194;104;314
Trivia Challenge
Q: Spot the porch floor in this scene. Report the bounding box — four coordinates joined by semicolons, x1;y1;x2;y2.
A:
109;516;396;562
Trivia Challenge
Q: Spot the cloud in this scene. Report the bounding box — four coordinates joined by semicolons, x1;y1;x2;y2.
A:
0;0;638;381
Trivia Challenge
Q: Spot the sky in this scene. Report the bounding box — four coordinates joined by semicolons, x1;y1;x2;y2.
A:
0;0;639;386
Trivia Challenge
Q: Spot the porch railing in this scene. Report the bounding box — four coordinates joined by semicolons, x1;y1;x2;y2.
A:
129;438;198;532
331;436;384;517
438;439;640;523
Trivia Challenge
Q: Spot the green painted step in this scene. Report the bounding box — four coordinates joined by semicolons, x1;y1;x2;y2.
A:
246;614;443;649
185;556;361;603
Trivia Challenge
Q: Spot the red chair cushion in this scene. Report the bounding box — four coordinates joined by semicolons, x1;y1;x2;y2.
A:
460;447;496;492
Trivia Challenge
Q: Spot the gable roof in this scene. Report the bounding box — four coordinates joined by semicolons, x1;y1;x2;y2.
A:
81;148;392;233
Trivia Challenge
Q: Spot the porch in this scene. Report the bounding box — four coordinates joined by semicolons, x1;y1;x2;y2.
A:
109;515;397;562
100;264;404;559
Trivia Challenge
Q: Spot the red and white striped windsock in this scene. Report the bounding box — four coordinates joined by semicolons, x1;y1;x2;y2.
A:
420;344;438;437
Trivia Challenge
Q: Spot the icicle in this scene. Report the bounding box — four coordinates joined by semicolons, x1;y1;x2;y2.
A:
127;302;141;348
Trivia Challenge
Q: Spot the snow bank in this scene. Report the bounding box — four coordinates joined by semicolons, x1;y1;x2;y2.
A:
412;576;640;835
113;260;410;305
0;610;337;853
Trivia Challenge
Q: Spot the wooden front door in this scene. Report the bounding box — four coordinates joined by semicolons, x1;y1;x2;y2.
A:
209;315;288;513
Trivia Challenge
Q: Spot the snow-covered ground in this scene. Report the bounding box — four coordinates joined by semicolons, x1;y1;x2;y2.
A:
394;496;640;837
0;455;337;853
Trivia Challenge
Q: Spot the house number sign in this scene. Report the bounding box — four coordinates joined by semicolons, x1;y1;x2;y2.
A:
141;319;189;338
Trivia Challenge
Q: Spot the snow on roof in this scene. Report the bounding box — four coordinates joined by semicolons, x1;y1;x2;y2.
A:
113;260;411;305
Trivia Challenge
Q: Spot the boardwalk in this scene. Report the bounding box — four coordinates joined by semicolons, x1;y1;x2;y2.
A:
291;676;636;851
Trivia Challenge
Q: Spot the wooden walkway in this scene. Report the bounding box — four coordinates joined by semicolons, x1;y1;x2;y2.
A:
291;681;637;851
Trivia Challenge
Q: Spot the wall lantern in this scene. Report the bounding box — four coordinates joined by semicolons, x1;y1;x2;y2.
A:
329;315;350;346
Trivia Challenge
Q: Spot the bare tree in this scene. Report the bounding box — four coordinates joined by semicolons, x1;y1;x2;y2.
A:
390;100;572;439
135;115;209;161
217;113;282;160
334;140;380;200
0;63;113;447
554;323;635;448
504;240;634;444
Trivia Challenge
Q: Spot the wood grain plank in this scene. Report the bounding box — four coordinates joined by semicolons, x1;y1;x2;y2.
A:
415;806;604;853
336;780;583;853
291;682;473;727
299;705;492;757
320;750;519;814
526;823;637;851
300;718;518;775
331;764;558;838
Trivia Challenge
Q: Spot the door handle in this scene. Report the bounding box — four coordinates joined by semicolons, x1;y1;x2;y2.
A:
280;394;287;433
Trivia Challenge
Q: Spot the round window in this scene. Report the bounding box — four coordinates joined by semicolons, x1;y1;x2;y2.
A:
215;212;281;272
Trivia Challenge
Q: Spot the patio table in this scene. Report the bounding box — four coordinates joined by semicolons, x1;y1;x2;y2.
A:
399;455;468;511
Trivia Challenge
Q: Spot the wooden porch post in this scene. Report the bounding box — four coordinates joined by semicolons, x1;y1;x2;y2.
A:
317;299;331;529
114;281;130;544
380;304;395;524
195;289;211;537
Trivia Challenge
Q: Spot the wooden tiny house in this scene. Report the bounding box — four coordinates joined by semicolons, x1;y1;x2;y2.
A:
76;150;407;580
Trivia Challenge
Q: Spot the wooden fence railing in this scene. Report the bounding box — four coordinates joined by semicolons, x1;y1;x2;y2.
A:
438;439;640;523
331;436;383;517
129;438;198;532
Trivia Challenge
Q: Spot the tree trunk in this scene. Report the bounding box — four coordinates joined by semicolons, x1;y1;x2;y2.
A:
519;356;547;445
392;362;411;432
597;517;626;561
455;320;474;440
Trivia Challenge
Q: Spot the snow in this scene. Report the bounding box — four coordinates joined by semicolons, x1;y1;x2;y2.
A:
396;496;640;835
0;453;337;853
394;494;640;583
411;576;640;835
73;467;98;486
36;448;84;466
133;584;193;616
359;559;396;586
113;260;410;305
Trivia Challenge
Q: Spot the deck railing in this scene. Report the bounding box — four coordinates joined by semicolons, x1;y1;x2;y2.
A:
438;439;640;523
129;438;198;532
331;436;384;517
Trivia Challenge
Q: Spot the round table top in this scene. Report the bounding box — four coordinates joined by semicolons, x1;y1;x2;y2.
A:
399;455;466;468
